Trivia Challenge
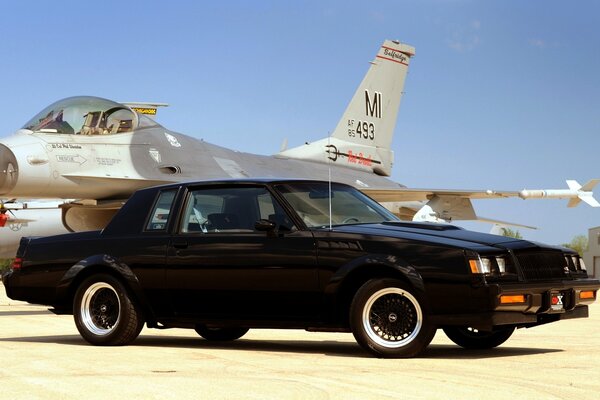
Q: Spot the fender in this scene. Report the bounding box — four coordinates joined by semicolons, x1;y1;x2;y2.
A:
54;254;151;317
324;253;426;296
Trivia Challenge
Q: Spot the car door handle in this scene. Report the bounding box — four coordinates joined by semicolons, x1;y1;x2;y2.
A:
172;240;188;249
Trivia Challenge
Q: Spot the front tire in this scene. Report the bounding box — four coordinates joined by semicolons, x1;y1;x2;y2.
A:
443;326;515;349
73;274;144;346
195;326;249;341
350;279;435;358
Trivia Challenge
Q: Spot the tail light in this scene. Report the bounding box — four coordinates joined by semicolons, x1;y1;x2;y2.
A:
11;257;23;270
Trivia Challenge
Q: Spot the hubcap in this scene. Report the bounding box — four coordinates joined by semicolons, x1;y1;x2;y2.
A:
362;287;423;348
80;282;121;336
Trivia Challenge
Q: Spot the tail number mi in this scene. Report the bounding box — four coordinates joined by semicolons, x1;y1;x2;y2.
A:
365;90;382;119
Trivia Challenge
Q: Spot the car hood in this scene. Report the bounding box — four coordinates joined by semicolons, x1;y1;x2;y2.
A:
330;222;565;252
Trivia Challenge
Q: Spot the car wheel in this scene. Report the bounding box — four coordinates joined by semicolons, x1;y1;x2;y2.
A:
194;326;249;341
443;326;515;349
350;278;435;358
73;274;144;346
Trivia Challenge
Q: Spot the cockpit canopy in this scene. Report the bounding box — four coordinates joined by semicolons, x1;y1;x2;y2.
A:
22;96;159;135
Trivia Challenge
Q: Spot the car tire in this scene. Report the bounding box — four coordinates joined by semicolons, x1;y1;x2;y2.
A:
73;274;144;346
350;278;435;358
443;326;515;349
194;326;249;341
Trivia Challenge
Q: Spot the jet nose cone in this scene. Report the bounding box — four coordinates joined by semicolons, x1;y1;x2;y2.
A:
0;144;18;196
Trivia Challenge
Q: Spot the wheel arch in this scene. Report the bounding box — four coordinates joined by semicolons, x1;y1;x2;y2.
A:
326;254;426;326
54;255;154;322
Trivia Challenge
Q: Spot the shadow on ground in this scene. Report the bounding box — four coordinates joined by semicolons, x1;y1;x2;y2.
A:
0;333;563;359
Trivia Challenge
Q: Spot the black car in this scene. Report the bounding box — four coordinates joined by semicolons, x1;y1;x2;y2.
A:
3;179;598;358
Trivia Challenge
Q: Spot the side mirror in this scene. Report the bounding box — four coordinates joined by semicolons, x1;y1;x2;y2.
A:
254;219;277;232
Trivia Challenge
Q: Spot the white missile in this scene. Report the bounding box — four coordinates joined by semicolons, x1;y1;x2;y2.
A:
519;179;600;207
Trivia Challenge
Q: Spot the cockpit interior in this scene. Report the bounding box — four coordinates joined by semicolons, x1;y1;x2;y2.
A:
23;96;158;135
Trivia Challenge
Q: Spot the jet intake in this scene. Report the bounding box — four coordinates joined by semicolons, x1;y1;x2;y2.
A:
0;144;18;196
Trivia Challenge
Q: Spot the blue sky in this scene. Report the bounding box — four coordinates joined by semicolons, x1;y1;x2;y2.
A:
0;1;598;245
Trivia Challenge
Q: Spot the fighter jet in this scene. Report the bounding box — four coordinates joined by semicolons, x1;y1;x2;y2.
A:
0;40;598;235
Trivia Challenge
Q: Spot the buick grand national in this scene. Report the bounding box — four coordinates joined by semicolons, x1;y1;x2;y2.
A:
2;179;598;357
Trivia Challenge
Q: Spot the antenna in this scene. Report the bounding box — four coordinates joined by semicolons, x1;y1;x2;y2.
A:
327;133;332;231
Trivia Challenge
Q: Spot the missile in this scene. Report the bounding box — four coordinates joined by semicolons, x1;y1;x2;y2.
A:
519;179;600;207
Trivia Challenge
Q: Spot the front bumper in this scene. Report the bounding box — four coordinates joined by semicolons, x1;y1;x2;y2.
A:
432;279;599;331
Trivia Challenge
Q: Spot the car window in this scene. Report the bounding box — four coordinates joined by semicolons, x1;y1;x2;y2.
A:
275;182;398;228
145;189;177;231
180;186;296;234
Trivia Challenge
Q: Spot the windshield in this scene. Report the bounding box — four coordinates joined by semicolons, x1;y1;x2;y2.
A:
275;182;399;228
22;96;158;135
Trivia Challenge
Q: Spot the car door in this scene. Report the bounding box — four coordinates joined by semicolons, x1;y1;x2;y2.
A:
166;184;320;322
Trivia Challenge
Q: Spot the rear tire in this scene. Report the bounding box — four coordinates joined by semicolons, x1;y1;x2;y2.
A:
73;274;144;346
350;278;435;358
195;326;249;341
443;326;515;349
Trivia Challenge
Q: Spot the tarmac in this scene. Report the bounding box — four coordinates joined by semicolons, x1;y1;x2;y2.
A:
1;282;599;400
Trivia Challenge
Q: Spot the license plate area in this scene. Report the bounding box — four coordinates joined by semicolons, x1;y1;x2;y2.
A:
549;291;565;312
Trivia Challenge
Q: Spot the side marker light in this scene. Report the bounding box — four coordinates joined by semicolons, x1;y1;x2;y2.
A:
500;294;526;304
580;291;596;300
469;259;480;274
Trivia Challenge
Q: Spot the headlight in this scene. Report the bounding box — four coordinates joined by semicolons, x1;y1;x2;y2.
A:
496;256;507;273
579;258;587;271
566;255;587;272
572;256;579;271
468;254;516;277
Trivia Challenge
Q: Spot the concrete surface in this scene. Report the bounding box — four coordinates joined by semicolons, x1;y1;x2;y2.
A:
1;282;599;400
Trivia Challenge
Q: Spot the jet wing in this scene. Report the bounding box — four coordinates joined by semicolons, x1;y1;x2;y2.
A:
363;179;600;207
364;180;599;226
362;188;520;203
475;216;537;230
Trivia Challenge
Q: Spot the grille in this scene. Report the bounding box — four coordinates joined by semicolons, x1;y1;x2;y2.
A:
515;251;569;281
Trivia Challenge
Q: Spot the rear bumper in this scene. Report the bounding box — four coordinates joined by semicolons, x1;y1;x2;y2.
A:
2;269;57;307
432;279;599;331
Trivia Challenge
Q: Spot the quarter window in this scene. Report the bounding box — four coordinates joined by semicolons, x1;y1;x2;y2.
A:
146;190;177;231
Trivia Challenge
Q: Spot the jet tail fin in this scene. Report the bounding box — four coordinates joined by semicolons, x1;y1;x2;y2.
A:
278;40;415;176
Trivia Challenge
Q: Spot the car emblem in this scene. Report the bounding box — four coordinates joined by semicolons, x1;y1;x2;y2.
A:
550;293;564;311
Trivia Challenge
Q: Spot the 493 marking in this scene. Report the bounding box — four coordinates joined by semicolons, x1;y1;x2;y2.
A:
347;120;375;140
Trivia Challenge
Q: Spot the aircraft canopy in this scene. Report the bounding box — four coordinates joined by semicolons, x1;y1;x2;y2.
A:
22;96;159;135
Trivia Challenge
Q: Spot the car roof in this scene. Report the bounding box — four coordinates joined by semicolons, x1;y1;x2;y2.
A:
137;178;352;194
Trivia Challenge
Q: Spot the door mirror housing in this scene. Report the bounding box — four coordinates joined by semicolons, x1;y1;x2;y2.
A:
255;219;277;232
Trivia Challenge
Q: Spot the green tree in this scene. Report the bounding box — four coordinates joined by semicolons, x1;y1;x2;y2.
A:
562;235;588;256
0;259;12;274
499;227;523;239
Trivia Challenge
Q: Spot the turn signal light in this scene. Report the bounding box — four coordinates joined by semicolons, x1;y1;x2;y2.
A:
580;291;596;300
500;294;526;304
469;259;480;274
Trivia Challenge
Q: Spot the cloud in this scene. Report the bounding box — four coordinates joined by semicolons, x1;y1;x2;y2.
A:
447;20;482;52
528;38;546;48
